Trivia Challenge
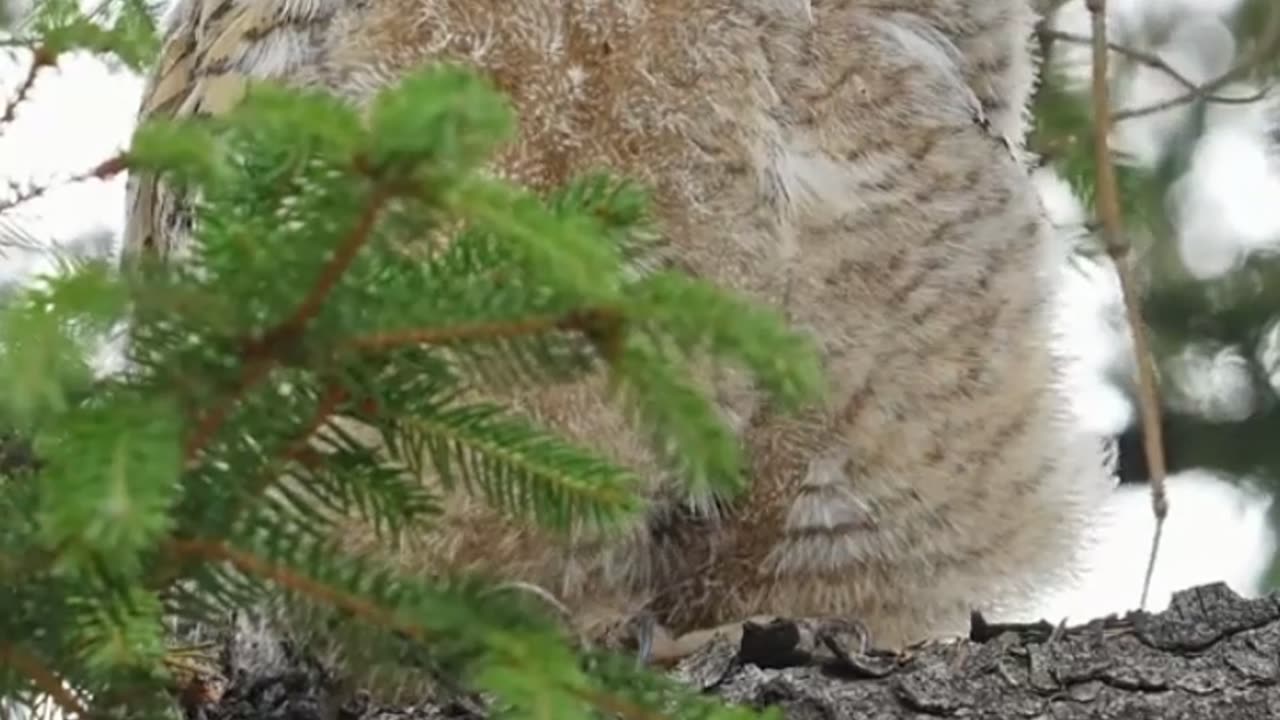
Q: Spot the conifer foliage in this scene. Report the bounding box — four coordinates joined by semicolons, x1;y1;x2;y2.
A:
0;2;822;718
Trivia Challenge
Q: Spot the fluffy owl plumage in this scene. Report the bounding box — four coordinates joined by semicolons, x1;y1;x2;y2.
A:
124;0;1112;653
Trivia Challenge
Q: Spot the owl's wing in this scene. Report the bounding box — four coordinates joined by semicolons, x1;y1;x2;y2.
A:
123;0;303;263
123;1;196;262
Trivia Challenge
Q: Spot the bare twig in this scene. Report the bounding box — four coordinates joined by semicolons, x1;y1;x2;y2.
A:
1111;3;1280;121
0;153;129;215
0;45;55;135
1084;0;1169;610
1041;29;1268;107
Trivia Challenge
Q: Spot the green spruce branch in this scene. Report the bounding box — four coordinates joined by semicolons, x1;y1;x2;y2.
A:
0;5;819;718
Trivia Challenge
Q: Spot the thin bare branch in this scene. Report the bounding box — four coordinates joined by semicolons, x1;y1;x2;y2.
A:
1084;0;1169;610
0;153;129;215
0;45;55;136
1041;28;1269;106
1111;3;1280;121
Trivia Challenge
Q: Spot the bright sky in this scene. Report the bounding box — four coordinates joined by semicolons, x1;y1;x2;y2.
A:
1035;0;1280;619
0;0;1277;631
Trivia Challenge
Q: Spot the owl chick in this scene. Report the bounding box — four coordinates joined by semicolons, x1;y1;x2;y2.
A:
123;0;1114;663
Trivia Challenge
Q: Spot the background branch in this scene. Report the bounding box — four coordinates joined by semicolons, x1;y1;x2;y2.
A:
1040;28;1269;108
0;45;55;136
1111;1;1280;120
1084;0;1169;609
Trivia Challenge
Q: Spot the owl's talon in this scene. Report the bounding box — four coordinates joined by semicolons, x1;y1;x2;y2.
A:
735;616;890;674
811;616;870;660
628;611;658;667
809;617;903;677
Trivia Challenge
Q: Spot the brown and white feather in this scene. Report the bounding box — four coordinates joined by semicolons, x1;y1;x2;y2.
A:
125;0;1112;650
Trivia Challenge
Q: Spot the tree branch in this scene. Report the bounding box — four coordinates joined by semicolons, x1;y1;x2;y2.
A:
181;354;275;466
226;382;349;524
250;185;396;355
0;643;89;719
0;153;128;215
0;45;56;136
1040;28;1269;108
344;308;623;354
1110;2;1280;121
1084;0;1168;609
183;185;394;466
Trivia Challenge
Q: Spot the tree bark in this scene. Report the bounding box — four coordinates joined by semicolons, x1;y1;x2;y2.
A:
196;582;1280;720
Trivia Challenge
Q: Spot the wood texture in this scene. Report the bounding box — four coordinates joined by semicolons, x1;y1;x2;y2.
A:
189;582;1280;720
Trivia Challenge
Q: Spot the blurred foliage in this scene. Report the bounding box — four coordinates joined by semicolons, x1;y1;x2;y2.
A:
0;2;817;718
1035;1;1280;584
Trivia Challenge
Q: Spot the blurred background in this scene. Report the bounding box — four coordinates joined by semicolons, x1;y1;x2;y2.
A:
0;0;1277;625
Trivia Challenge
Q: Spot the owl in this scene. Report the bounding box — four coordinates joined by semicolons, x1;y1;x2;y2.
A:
124;0;1114;662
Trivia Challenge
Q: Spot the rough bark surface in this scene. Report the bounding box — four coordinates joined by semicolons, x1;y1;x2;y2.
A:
193;582;1280;720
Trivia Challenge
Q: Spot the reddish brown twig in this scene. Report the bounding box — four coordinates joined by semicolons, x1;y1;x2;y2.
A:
345;308;623;354
183;187;393;466
0;643;90;719
1085;0;1169;610
0;153;129;215
227;382;349;519
284;383;349;463
0;45;56;135
1040;29;1269;108
249;186;395;355
1111;2;1280;121
182;355;276;466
